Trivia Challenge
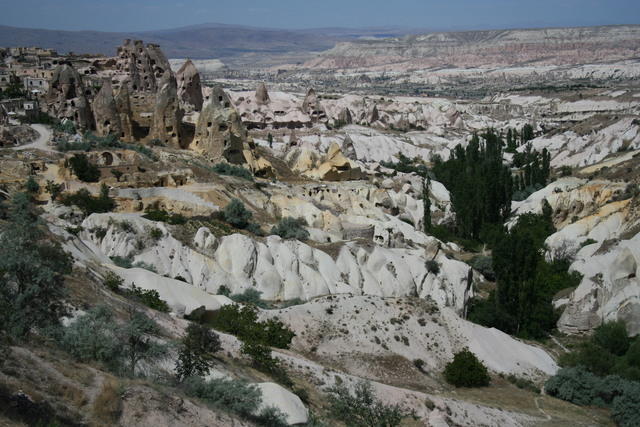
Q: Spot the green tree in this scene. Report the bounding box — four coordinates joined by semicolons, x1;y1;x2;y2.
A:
175;323;221;381
444;348;490;387
522;124;535;144
433;130;512;240
117;308;167;376
0;192;71;337
593;321;630;357
45;180;64;202
3;74;25;98
24;176;40;194
422;176;431;233
67;154;101;182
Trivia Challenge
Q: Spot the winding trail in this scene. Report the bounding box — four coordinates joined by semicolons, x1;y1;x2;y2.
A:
13;123;57;152
535;397;552;422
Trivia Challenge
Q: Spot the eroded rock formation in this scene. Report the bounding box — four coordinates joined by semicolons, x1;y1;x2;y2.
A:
45;63;93;130
92;79;122;137
176;59;203;113
150;74;183;147
191;86;248;163
255;82;270;105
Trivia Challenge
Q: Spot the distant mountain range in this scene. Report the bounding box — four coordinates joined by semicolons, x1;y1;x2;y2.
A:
0;23;422;64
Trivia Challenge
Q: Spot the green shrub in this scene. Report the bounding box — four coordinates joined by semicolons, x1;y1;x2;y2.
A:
246;222;264;236
207;304;294;349
469;255;495;281
125;284;170;312
253;406;289;427
546;366;640;427
593;321;630;356
175;323;221;381
45;180;64;202
559;165;573;177
327;380;415;427
444;349;490;387
103;271;123;292
612;381;640;427
143;207;187;225
425;259;440;275
110;256;133;268
222;199;252;229
57;140;92;151
211;163;254;181
545;366;626;407
148;227;164;241
67;154;101;182
60;305;167;377
230;288;270;309
217;285;231;296
25;176;40;194
132;261;158;273
60;184;115;215
60;305;119;366
182;376;261;418
271;217;310;240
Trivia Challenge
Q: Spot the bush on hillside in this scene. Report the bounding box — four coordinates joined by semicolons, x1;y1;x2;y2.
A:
60;305;168;377
60;184;115;215
67;154;101;182
327;380;415;427
143;207;187;225
546;366;640;426
270;217;310;240
211;163;254;181
60;305;119;366
222;198;252;229
182;376;287;425
124;284;170;313
207;304;294;349
229;288;270;309
444;348;490;387
593;320;630;356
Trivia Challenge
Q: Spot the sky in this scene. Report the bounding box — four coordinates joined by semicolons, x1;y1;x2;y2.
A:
0;0;639;32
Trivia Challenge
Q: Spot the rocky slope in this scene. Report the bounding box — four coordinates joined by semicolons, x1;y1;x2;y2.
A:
306;25;640;70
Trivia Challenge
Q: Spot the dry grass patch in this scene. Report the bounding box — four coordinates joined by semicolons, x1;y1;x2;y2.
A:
92;378;122;426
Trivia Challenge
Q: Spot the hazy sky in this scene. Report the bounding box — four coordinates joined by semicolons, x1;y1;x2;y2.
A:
1;0;639;32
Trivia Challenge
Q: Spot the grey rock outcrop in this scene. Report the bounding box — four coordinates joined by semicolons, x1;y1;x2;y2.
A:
114;84;134;142
176;59;203;113
151;74;183;148
116;40;171;93
191;86;248;163
369;104;380;123
337;107;353;125
341;134;357;160
301;88;325;120
45;63;93;130
255;82;270;105
93;79;121;137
